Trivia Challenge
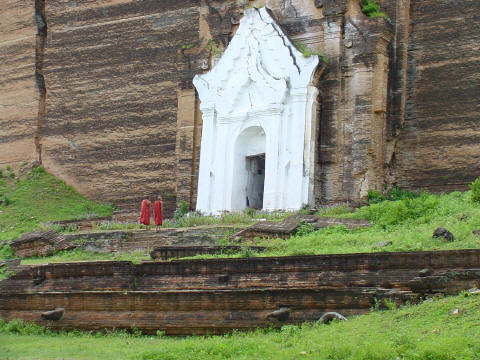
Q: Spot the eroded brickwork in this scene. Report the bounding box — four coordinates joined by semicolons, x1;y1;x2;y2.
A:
386;0;480;192
40;0;202;214
0;0;38;166
1;250;479;334
1;0;479;211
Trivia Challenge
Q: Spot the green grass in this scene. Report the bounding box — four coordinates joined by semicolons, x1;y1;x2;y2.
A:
1;292;480;359
20;249;150;265
188;190;480;259
16;189;480;264
91;211;291;232
260;191;480;256
0;166;112;243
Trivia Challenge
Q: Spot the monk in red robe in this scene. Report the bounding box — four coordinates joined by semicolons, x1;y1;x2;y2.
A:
153;196;163;232
139;199;151;228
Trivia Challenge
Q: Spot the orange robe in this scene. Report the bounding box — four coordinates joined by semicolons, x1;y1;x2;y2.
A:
139;199;151;225
153;200;163;226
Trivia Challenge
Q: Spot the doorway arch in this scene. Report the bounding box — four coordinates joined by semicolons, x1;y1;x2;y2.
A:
231;126;266;211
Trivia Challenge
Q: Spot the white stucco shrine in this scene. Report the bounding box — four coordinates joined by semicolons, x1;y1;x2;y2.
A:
193;7;320;214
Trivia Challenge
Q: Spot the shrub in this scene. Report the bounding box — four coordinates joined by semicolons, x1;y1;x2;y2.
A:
244;207;256;217
173;200;190;221
0;319;48;335
470;177;480;203
368;186;420;204
357;193;439;228
360;0;390;20
0;244;14;259
296;222;316;236
367;190;385;204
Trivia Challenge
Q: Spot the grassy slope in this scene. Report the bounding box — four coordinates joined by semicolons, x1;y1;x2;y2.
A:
0;166;112;243
1;293;479;360
184;191;480;259
16;190;480;264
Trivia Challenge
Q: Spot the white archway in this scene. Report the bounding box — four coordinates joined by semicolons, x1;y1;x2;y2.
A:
194;7;320;214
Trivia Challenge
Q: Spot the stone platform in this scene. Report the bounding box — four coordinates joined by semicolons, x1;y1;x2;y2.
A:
1;249;479;335
231;215;371;240
9;225;243;258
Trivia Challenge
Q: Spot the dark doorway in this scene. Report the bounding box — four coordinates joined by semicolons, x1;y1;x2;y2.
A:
245;154;265;209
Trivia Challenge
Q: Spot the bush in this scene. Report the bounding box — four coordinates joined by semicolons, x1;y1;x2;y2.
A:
296;222;316;236
358;193;439;228
0;319;48;335
360;0;389;19
368;186;419;204
367;190;385;204
174;200;190;221
0;244;14;259
244;208;256;217
470;177;480;203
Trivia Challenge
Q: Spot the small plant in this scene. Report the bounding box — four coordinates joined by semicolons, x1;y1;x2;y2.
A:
206;39;225;56
181;44;194;50
294;42;327;63
368;186;419;204
65;224;78;233
244;207;256;217
174;200;190;221
0;319;48;335
296;222;315;236
239;246;256;258
470;177;480;203
367;190;385;204
360;0;390;20
130;326;143;337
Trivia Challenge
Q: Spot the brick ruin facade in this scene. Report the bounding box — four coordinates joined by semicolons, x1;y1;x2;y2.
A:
2;250;480;334
1;0;479;214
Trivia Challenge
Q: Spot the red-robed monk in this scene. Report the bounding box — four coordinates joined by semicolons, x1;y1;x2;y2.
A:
153;196;163;232
139;199;151;229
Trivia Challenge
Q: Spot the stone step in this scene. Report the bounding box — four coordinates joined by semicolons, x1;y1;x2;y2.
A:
149;245;266;260
0;288;415;335
1;249;480;335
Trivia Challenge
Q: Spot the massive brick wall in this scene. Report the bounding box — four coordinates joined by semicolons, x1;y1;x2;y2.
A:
0;0;38;167
1;0;479;211
386;0;480;192
39;0;200;214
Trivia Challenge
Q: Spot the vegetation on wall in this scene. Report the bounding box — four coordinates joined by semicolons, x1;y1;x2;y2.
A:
360;0;390;20
294;41;328;63
206;39;225;57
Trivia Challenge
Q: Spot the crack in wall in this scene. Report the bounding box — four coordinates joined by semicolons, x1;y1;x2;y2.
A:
257;8;300;74
34;0;47;164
